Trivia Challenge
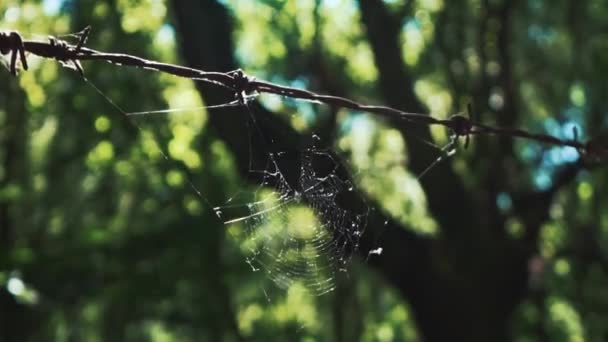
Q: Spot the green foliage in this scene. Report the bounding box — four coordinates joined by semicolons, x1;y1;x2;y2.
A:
2;0;608;341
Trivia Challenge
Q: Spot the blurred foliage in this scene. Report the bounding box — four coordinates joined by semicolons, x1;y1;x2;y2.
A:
1;0;608;341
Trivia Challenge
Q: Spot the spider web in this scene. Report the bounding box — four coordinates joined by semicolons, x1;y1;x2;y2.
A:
214;145;368;296
82;72;452;296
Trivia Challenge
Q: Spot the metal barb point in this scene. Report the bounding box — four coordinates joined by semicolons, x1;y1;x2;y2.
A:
448;114;473;149
0;31;28;76
48;31;87;76
229;68;256;104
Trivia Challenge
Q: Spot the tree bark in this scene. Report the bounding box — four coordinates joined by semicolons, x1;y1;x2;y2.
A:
357;1;533;340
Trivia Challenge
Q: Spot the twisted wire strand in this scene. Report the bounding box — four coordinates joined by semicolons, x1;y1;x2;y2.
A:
1;28;605;160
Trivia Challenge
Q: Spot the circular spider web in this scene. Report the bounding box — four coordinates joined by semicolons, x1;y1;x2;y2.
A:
77;66;377;296
214;147;368;296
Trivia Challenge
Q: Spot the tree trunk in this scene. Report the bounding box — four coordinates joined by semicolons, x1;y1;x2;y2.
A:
0;69;37;342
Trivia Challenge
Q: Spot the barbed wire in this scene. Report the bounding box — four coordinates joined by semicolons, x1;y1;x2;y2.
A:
1;27;607;160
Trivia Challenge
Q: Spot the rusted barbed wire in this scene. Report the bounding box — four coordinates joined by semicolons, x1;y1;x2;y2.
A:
1;28;607;160
0;30;28;76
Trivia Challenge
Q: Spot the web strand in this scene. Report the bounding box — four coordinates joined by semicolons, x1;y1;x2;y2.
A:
82;76;229;209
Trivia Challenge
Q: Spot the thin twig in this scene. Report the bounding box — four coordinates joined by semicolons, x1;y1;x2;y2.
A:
1;28;606;160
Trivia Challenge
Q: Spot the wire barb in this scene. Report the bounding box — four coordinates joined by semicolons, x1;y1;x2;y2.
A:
0;31;28;76
47;26;91;76
447;114;473;149
228;68;256;104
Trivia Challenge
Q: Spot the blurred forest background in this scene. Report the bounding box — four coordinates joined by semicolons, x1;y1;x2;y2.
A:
1;0;608;341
